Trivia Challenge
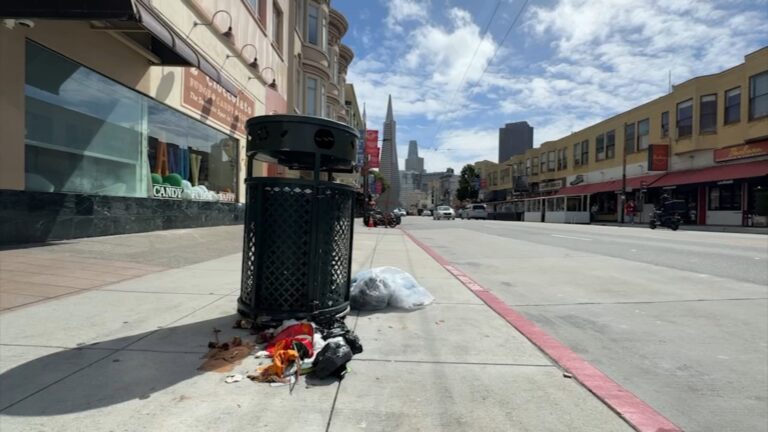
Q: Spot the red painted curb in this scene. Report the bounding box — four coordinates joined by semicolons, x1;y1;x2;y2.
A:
401;228;682;432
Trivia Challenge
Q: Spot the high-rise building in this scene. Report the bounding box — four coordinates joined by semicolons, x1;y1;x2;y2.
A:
405;140;425;174
378;95;401;211
499;121;534;163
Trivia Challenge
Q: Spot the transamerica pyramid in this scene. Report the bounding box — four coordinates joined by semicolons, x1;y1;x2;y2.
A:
378;95;401;212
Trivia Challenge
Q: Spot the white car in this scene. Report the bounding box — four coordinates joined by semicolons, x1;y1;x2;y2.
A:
462;204;488;220
433;205;455;220
421;210;432;216
393;208;407;217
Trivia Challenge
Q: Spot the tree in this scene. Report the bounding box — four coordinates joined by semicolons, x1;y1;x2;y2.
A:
457;164;479;202
370;169;389;194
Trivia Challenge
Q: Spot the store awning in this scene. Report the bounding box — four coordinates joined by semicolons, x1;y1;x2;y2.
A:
652;160;768;188
0;0;238;95
556;174;664;196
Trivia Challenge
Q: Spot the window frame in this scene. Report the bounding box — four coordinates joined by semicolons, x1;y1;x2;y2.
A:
532;157;539;175
637;118;649;150
271;1;284;52
606;130;616;159
624;122;636;154
245;0;267;26
305;75;319;116
677;98;693;138
547;150;555;171
595;133;605;161
581;139;589;165
661;111;669;137
749;71;768;121
724;86;741;125
699;94;717;134
306;2;320;46
573;142;581;167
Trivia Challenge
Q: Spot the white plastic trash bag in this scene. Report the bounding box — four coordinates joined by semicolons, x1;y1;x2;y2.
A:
350;267;434;311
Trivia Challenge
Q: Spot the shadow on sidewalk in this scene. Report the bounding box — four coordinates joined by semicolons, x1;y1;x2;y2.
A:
0;313;254;416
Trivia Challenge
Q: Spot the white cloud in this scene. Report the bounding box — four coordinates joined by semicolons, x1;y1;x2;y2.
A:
349;4;497;128
385;0;430;31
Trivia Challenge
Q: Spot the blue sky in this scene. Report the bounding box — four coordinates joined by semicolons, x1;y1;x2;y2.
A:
332;0;768;172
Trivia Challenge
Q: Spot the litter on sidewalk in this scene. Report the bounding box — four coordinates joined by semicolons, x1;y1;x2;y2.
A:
201;318;363;390
350;267;434;311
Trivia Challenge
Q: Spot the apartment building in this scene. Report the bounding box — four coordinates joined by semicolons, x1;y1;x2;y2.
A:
477;47;768;226
0;0;359;244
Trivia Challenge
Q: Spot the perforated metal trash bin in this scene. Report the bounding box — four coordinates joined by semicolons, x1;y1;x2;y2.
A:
238;115;359;323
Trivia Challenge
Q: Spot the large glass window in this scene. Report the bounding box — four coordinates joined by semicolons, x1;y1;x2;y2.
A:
596;133;605;161
725;87;741;124
146;101;237;198
637;118;649;150
25;41;146;196
24;41;238;200
547;151;555;171
532;157;539;175
561;147;568;169
661;111;669;137
307;3;319;45
749;71;768;120
677;99;693;137
700;94;717;133
306;76;318;115
624;122;636;154
581;139;589;165
539;155;546;173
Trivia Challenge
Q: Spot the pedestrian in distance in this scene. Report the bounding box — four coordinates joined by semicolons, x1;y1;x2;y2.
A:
590;202;598;223
625;199;636;224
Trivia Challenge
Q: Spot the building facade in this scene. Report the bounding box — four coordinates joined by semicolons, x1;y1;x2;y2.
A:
477;47;768;227
498;121;533;163
0;0;358;244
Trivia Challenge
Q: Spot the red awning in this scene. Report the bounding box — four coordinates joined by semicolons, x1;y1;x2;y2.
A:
652;160;768;187
556;174;664;196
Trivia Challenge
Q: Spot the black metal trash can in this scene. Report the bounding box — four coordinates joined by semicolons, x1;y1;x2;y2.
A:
238;115;359;323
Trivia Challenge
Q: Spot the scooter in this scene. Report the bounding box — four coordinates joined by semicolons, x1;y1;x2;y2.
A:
648;209;681;231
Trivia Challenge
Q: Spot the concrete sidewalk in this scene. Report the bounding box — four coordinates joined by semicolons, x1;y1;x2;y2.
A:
0;226;632;431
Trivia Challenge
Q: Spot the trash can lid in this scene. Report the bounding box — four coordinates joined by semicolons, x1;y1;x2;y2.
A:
246;115;359;172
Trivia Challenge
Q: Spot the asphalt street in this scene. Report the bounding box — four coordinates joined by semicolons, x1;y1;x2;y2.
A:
402;216;768;432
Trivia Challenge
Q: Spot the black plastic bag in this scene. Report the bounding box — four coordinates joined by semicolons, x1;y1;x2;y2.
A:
311;339;353;379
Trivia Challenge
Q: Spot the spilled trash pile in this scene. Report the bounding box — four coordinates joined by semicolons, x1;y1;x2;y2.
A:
201;267;431;390
202;317;363;390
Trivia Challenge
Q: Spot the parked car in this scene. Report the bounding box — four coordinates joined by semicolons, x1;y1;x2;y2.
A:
433;205;455;220
462;204;488;220
421;210;432;216
393;208;407;217
459;205;470;219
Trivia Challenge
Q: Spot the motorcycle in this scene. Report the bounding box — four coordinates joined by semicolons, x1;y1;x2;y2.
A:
649;199;685;231
364;209;398;228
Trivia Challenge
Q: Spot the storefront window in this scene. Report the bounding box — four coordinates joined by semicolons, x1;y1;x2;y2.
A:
24;41;238;201
24;41;147;197
147;101;237;199
708;182;741;211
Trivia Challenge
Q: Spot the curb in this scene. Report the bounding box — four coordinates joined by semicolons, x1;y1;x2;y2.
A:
401;227;682;432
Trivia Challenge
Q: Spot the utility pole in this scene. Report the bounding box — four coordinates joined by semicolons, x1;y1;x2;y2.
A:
621;123;627;224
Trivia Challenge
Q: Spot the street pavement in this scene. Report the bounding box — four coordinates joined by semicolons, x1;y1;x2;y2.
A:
403;216;768;432
0;225;633;431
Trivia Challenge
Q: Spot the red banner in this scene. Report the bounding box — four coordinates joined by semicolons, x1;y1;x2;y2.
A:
714;140;768;162
647;144;669;171
365;130;379;150
368;147;380;168
365;130;380;168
